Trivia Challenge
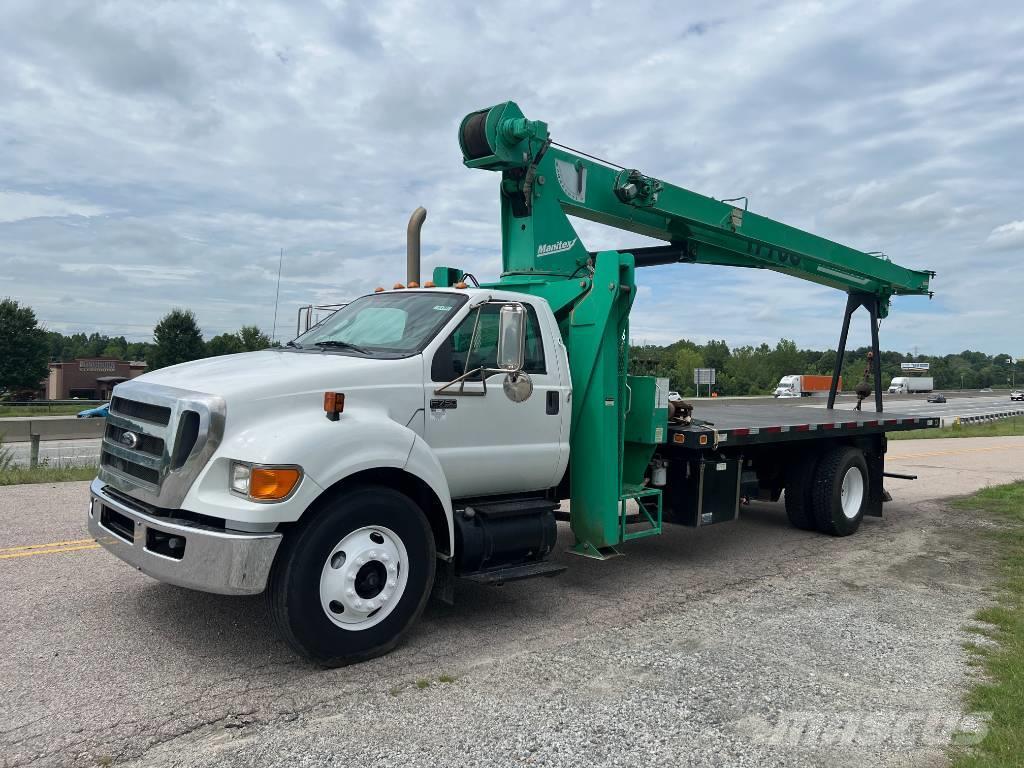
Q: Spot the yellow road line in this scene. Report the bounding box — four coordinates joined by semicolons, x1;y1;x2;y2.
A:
0;543;100;560
0;538;95;555
890;444;1024;461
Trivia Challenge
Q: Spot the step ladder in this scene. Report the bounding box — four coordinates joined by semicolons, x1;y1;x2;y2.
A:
619;483;663;542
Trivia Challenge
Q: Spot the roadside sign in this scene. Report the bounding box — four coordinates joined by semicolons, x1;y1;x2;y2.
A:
901;362;930;371
694;368;716;385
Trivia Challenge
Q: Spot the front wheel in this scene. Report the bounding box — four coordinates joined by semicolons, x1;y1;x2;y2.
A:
267;485;436;666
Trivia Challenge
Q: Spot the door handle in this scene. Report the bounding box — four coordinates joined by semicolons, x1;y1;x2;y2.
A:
546;390;559;415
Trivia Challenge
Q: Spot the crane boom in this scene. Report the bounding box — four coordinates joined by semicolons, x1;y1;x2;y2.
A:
456;101;932;317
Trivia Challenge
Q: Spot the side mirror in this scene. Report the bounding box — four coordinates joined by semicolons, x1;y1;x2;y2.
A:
496;304;526;373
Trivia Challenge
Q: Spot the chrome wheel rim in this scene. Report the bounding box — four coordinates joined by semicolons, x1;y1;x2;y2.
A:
840;466;865;520
319;525;408;631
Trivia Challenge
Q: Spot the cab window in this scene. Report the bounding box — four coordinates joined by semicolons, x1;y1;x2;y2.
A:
431;303;547;381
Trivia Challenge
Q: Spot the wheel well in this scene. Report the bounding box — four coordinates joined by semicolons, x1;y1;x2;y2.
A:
299;468;451;557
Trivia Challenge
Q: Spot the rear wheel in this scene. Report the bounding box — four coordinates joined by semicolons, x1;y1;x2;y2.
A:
267;485;435;666
811;447;868;536
784;454;819;530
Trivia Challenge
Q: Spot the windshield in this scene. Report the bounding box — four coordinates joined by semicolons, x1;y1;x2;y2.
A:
291;291;467;356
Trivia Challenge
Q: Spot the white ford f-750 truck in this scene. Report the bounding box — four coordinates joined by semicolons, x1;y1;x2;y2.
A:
88;100;936;666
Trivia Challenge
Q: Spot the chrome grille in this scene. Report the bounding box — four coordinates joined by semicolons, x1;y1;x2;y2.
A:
110;396;171;425
105;423;165;457
99;381;226;508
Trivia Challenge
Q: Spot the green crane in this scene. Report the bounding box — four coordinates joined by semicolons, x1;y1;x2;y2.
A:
434;100;934;558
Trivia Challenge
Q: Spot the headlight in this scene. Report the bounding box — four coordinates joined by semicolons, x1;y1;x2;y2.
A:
230;462;251;494
229;461;302;502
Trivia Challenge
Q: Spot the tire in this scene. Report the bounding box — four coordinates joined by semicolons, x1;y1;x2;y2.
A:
811;447;868;536
267;484;436;667
784;454;819;530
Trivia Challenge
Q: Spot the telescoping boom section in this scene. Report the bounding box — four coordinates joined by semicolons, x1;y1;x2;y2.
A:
434;100;934;558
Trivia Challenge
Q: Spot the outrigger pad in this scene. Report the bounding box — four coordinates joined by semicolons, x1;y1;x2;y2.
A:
569;541;622;560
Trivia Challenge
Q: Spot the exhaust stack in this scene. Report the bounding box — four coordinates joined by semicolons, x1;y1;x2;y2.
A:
407;206;427;286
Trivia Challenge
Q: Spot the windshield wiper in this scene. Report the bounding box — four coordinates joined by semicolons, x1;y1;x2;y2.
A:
286;340;303;349
313;340;371;354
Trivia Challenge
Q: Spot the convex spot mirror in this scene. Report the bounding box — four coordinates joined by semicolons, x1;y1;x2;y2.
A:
503;371;533;402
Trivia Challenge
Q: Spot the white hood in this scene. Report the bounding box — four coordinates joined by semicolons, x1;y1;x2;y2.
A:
120;350;425;426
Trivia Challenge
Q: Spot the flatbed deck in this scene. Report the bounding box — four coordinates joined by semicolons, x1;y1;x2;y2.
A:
668;402;940;449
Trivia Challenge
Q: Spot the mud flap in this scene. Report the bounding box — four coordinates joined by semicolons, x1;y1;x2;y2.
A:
432;559;455;605
865;451;885;517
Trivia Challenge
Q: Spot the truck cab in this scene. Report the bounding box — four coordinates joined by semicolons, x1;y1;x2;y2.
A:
773;375;801;398
89;287;570;665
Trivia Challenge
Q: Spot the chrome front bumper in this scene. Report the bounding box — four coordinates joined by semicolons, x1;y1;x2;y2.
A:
88;478;282;596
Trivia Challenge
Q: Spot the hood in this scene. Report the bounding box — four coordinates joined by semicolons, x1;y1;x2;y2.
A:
125;350;421;405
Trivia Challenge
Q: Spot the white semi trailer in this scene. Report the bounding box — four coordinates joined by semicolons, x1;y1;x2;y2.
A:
887;376;934;394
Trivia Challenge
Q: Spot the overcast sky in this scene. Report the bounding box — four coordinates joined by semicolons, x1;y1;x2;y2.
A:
2;0;1021;355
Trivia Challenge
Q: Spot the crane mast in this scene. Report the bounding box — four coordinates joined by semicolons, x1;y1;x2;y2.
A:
434;100;935;558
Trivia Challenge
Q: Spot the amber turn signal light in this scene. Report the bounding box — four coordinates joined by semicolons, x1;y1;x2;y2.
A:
324;391;345;421
248;467;301;500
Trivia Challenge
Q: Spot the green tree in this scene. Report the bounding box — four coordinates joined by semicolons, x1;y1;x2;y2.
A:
769;338;802;382
0;298;49;396
702;339;731;372
672;348;705;396
148;310;206;370
239;325;271;351
102;339;128;359
206;332;246;357
125;342;151;361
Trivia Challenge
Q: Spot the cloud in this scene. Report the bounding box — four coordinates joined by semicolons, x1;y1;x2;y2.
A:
986;220;1024;251
0;191;111;223
0;0;1021;355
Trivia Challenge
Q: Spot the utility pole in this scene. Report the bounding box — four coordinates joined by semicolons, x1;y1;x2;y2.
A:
271;247;284;343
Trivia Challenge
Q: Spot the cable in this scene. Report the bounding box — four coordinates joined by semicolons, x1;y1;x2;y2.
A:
549;141;626;170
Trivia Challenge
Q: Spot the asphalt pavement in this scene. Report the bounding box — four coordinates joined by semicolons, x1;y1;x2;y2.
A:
3;438;102;468
825;393;1024;421
2;436;1022;766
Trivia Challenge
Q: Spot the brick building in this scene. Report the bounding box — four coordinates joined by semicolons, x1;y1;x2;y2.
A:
46;358;147;400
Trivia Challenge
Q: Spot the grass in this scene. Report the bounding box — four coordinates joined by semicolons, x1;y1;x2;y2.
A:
889;417;1024;440
949;482;1024;767
0;464;98;486
0;404;90;417
0;437;13;472
391;673;457;696
0;433;98;485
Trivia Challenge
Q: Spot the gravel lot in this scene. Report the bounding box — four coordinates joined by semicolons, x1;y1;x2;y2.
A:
2;437;1022;767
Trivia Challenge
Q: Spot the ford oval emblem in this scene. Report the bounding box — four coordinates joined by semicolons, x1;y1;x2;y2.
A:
119;431;139;449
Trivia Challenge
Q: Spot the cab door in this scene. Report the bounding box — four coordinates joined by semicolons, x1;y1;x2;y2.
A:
423;300;568;499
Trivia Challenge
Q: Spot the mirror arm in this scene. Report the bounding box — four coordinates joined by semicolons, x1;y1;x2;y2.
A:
433;365;524;397
434;366;489;396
